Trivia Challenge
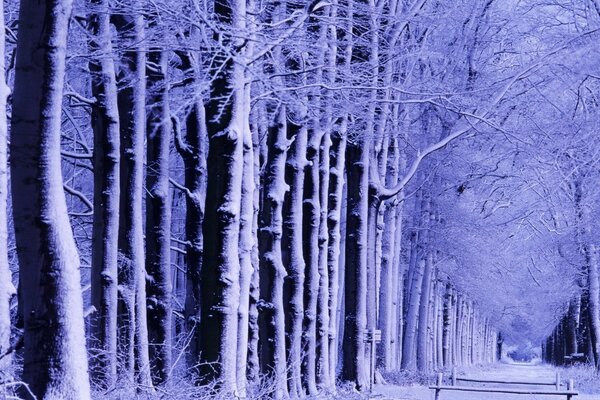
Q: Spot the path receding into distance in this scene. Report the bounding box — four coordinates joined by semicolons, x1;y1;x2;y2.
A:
373;362;599;400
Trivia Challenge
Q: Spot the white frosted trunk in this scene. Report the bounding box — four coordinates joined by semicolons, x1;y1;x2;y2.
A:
10;0;91;397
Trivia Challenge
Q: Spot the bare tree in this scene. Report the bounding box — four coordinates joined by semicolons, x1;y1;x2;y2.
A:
10;0;91;397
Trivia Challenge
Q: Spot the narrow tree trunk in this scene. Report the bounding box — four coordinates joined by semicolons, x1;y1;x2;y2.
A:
401;193;428;370
302;130;321;395
88;0;120;387
416;250;433;371
247;100;265;385
326;125;347;384
316;131;332;389
236;78;256;396
146;47;172;385
10;1;91;397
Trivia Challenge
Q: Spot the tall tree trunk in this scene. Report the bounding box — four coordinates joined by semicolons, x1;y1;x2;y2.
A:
341;137;369;390
302;130;321;395
236;73;256;396
258;107;290;399
401;193;428;370
416;250;433;371
10;0;91;397
88;0;120;387
283;119;308;398
198;0;247;392
326;125;347;384
146;47;172;386
247;99;265;385
0;0;13;377
377;139;400;371
115;9;153;388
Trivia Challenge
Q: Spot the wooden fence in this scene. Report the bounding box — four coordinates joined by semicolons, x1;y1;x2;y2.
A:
429;368;578;400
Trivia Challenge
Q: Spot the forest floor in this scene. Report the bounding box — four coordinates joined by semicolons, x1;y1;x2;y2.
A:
371;362;600;400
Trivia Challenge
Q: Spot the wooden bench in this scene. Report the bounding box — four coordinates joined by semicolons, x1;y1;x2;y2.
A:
428;370;578;400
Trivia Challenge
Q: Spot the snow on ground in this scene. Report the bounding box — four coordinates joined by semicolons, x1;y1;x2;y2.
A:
372;362;600;400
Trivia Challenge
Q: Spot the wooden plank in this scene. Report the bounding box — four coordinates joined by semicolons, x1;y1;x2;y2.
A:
455;377;558;386
428;385;578;396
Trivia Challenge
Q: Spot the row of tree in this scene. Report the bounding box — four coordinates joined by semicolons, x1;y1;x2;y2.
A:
3;0;600;399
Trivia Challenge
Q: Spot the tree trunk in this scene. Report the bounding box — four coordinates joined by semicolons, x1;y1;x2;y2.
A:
236;75;256;396
10;0;91;397
326;125;347;384
341;137;369;390
258;106;290;399
416;250;433;371
283;118;308;398
401;193;428;370
302;129;321;395
178;99;207;368
146;47;172;385
198;0;247;392
316;131;332;389
0;0;13;377
115;9;153;388
88;0;120;387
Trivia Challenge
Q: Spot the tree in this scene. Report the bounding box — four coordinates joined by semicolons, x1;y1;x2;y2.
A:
88;0;120;387
114;6;153;388
10;0;91;397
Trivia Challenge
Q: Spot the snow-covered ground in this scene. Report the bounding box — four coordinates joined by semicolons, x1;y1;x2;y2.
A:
372;362;600;400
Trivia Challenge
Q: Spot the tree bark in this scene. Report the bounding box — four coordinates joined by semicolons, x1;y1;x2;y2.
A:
10;0;91;397
146;46;172;386
0;0;14;377
88;0;120;387
282;118;308;398
341;137;369;390
115;9;153;388
198;0;247;392
258;106;290;399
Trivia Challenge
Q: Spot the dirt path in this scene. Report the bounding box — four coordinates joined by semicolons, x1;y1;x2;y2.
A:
372;362;599;400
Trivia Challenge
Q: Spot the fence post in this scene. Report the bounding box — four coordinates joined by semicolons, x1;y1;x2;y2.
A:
451;367;456;386
435;372;443;400
567;379;574;400
555;371;560;390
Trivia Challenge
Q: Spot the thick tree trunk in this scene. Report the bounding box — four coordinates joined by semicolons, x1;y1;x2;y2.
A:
341;137;369;390
178;100;207;368
10;1;91;397
88;0;120;387
115;9;153;388
146;47;172;385
198;0;247;392
0;0;13;377
282;118;308;398
258;106;290;399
